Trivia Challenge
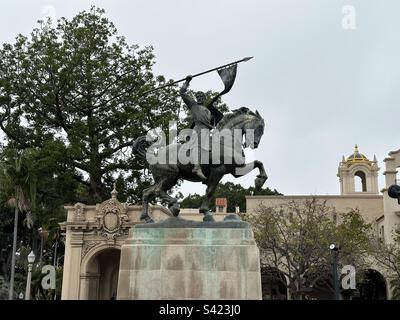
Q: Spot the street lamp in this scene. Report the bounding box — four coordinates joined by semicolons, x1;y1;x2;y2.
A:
330;244;340;300
25;250;35;300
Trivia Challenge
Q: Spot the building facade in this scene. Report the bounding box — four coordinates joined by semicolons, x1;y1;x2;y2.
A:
246;145;400;299
59;187;226;300
60;146;400;300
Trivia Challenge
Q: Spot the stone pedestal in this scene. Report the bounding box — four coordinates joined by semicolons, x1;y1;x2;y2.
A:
117;218;262;300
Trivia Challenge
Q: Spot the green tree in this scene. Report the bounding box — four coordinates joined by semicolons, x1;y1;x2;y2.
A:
0;148;37;299
0;7;234;299
371;227;400;299
0;147;72;297
243;199;371;300
0;7;181;204
180;181;281;212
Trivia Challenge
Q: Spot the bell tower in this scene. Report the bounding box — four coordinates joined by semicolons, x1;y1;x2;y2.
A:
337;145;380;195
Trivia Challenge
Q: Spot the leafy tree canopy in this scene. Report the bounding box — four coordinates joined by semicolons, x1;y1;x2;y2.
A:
243;198;371;299
372;227;400;299
180;181;281;212
0;7;181;204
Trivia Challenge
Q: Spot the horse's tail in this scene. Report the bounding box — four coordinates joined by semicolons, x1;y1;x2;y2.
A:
132;136;151;159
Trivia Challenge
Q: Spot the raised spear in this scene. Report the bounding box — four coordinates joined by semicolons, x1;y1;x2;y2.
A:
141;56;253;96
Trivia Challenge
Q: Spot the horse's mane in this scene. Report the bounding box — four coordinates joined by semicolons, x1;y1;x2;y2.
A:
216;107;259;129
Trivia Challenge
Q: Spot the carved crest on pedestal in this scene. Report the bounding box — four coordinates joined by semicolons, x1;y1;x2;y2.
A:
96;184;129;240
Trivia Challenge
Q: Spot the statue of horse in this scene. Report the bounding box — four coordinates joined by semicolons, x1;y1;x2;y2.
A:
132;107;268;223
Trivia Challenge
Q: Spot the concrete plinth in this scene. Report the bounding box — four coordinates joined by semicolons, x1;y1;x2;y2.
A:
117;218;262;300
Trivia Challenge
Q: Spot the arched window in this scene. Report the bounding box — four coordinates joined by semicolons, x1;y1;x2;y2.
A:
83;248;121;300
354;171;367;192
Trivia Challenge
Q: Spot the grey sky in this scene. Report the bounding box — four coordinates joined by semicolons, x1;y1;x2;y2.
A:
1;0;399;197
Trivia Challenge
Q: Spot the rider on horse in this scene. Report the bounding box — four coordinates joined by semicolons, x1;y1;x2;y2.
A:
180;75;222;181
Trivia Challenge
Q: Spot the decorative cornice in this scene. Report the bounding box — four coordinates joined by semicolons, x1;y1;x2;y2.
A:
383;171;397;175
388;149;400;156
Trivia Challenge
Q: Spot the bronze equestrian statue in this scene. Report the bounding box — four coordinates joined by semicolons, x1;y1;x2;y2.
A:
133;58;268;223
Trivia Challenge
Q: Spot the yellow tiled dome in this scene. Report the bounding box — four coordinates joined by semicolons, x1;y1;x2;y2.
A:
346;145;370;163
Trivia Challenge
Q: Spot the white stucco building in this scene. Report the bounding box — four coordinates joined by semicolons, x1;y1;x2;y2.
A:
246;145;400;299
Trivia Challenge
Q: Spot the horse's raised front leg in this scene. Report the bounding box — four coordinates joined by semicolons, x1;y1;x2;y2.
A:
199;167;225;222
233;160;268;190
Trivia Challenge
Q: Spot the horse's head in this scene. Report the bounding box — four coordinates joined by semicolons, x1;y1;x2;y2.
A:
242;109;265;149
218;107;265;149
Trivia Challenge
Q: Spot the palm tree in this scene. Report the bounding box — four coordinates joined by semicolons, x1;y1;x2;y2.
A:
1;148;37;300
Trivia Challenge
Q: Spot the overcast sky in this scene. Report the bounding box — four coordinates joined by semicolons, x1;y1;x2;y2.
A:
1;0;399;197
